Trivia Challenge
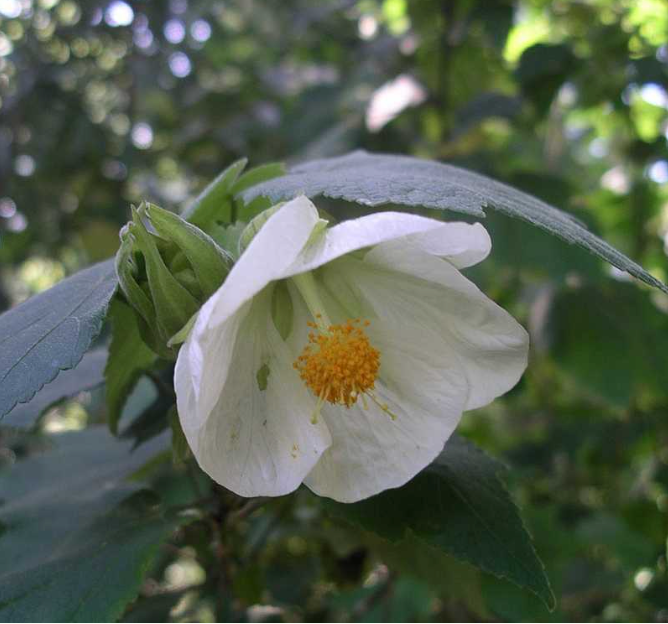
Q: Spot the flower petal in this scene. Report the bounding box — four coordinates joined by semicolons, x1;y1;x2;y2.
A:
378;221;491;268
356;245;529;411
289;212;451;274
202;194;321;330
178;195;321;425
177;289;332;497
304;315;468;502
174;303;248;430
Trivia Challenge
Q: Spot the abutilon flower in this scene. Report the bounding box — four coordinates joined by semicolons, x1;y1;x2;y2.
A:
174;196;528;503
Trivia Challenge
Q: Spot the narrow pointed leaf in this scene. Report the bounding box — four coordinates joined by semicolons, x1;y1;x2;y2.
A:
231;162;286;194
183;157;247;226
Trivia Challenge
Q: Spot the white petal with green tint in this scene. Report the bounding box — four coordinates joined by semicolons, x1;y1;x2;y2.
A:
178;290;331;497
360;245;529;410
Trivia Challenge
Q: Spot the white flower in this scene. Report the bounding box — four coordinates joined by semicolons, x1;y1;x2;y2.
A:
174;196;528;503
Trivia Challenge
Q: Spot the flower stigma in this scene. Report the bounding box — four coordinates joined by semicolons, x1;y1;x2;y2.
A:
291;272;396;424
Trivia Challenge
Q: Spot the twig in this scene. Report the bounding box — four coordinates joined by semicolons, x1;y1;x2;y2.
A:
226;497;271;527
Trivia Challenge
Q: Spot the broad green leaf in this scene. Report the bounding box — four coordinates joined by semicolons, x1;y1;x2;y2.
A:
324;434;555;609
0;427;182;623
0;260;117;420
3;348;107;428
365;533;491;617
242;151;667;294
105;299;156;434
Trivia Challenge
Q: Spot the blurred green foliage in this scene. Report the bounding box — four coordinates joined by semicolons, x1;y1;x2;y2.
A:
1;0;668;621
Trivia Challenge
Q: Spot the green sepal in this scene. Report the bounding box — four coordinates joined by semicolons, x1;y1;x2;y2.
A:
115;224;156;325
130;205;199;337
144;202;233;298
173;268;202;299
167;311;198;348
184;157;248;227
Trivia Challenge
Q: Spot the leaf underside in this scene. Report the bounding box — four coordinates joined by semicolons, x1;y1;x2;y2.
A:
0;259;117;420
242;150;666;294
3;348;107;428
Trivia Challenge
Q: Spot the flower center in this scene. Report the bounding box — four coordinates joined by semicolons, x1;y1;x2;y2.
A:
294;318;380;408
290;270;396;423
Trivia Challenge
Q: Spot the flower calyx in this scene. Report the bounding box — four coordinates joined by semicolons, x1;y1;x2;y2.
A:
115;202;233;359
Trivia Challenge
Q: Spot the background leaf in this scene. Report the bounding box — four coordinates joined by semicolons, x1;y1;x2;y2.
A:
242;150;666;293
544;281;668;406
3;348;107;428
324;434;555;609
0;260;117;420
0;427;184;623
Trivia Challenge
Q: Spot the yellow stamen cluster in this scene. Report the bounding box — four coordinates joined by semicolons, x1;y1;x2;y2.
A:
294;318;380;408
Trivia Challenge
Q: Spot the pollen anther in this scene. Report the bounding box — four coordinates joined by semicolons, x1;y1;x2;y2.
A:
294;319;381;409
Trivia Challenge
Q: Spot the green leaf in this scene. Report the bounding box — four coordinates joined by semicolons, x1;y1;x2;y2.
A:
0;260;117;420
119;381;172;449
242;151;667;294
3;348;107;428
209;221;247;260
0;426;184;623
120;591;186;623
105;299;156;434
231;162;286;194
182;157;248;226
168;406;190;464
324;434;555;609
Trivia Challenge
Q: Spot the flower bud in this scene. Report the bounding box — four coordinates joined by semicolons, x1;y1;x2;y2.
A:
115;202;233;358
